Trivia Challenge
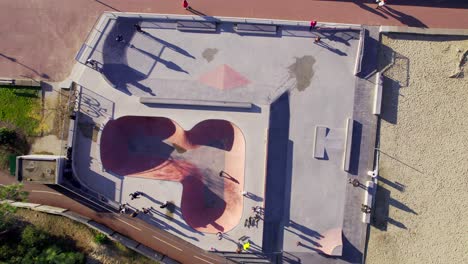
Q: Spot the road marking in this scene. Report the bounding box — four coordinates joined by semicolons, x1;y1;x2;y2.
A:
116;218;142;231
31;190;63;196
152;236;183;251
194;255;214;264
199;254;219;261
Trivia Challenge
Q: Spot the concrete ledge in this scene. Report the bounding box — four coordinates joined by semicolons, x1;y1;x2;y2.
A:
87;220;116;236
373;72;383;115
10;202;41;209
109;11;362;30
61;211;91;225
140;97;253;109
354;29;365;76
0;78;41;87
379;26;468;36
177;21;217;32
314;126;327;159
362;181;375;224
34;205;68;215
343;118;354;172
135;244;165;261
111;233;139;249
235;23;277;35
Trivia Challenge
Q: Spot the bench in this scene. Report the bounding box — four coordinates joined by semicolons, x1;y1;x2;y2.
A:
176;21;217;32
235;23;278;35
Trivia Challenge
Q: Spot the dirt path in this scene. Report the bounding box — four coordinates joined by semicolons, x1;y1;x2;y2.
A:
366;34;468;264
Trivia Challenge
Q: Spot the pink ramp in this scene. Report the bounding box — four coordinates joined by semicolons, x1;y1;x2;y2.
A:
100;116;245;233
198;64;250;90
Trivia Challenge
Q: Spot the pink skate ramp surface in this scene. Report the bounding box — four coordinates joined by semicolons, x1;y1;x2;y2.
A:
100;116;245;233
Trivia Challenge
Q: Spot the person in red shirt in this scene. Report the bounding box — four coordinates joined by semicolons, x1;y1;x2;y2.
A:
309;20;317;31
183;0;191;10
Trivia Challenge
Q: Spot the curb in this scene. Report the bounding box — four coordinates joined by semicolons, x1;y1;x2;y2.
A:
5;201;180;264
379;26;468;36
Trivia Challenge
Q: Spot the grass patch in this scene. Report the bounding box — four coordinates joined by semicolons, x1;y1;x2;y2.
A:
14;209;158;263
0;86;41;136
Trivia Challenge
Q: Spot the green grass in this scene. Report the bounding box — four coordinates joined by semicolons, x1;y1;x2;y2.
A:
0;86;41;136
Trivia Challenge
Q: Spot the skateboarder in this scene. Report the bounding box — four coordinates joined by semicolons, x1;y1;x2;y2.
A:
119;203;128;214
131;210;139;217
115;35;124;42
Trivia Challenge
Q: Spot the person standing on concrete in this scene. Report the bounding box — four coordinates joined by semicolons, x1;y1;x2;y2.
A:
376;0;386;9
314;36;321;43
131;210;139;218
142;207;150;214
309;20;317;31
134;24;144;33
160;201;170;209
216;232;223;240
120;203;128;214
182;0;191;10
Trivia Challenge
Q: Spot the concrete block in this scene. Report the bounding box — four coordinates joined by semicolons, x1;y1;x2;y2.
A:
34;205;68;215
177;21;216;32
236;23;277;35
343;118;354;172
373;72;383;115
11;202;41;209
314;126;328;159
354;29;365;76
140;97;252;109
362;181;375;224
111;233;139;249
135;244;164;261
87;220;115;236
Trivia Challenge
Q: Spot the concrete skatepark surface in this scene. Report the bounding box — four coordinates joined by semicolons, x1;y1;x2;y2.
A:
69;13;378;263
100;116;245;233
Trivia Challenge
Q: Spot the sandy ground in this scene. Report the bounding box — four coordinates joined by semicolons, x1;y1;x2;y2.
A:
366;34;468;264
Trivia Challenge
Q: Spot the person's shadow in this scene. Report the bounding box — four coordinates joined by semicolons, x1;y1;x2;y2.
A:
378;5;427;27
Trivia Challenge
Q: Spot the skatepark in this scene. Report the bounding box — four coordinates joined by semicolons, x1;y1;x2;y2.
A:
66;12;376;263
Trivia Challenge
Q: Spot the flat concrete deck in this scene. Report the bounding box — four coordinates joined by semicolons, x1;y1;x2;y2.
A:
69;13;372;262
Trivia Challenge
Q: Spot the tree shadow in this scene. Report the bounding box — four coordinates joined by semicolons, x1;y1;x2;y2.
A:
0;53;49;79
143;33;196;59
94;0;121;11
378;6;428;28
371;184;416;231
132;46;189;74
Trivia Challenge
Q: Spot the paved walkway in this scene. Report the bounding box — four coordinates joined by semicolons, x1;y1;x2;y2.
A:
0;173;227;264
0;0;467;81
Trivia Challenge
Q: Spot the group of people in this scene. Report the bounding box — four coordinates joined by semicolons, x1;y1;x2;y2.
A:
118;191;172;218
244;206;263;228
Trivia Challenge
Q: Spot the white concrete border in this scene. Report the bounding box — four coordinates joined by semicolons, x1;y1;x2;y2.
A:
373;72;383;115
